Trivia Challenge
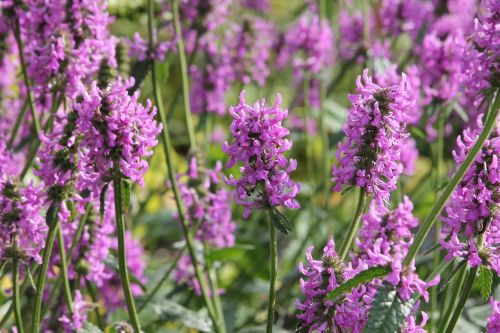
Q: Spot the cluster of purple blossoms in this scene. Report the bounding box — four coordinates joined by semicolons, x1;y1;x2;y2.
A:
172;157;236;294
278;12;333;76
355;197;440;302
332;69;414;204
461;1;499;120
223;91;300;218
127;32;173;63
59;290;90;331
0;179;46;263
297;209;433;333
487;298;500;332
75;78;161;192
440;123;500;274
338;9;366;62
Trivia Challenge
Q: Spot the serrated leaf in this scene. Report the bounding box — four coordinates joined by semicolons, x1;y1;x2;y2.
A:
268;208;292;235
479;265;493;301
77;322;103;333
362;284;416;333
99;183;109;222
46;203;58;227
327;266;391;301
121;178;131;212
146;299;212;332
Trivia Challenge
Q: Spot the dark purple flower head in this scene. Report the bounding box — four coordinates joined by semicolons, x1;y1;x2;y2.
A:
223;91;300;218
332;69;414;205
75;78;161;197
440;122;500;274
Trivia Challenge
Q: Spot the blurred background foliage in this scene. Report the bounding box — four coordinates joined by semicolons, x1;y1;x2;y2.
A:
31;0;495;332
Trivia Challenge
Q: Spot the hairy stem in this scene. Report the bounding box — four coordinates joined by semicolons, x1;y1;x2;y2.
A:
338;189;367;260
172;0;195;150
147;1;222;332
31;212;59;333
266;218;278;333
438;264;468;332
12;237;25;333
13;17;40;137
113;166;141;332
403;91;500;266
56;224;73;314
444;266;478;333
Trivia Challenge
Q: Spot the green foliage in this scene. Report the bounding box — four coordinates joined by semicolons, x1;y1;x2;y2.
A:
362;284;416;333
478;265;493;301
327;266;391;301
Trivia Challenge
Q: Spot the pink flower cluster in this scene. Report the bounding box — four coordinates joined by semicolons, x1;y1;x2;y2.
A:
440;123;500;274
223;91;300;218
332;69;414;204
297;197;437;332
172;157;236;294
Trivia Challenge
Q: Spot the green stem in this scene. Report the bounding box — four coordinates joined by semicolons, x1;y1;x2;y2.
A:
303;74;313;180
438;264;468;332
208;265;226;333
113;166;141;332
444;266;478;333
7;100;28;150
85;279;106;329
56;225;73;314
338;189;367;260
172;0;195;150
13;17;40;137
147;2;221;332
12;237;25;333
266;218;278;333
403;91;500;266
40;204;91;319
31;213;59;333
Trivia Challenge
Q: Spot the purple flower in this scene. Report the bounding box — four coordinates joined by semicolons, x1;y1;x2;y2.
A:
356;197;439;302
338;9;367;62
440;122;500;274
0;179;47;263
332;69;414;204
172;157;236;293
487;298;500;333
296;235;432;332
75;78;161;196
59;291;90;331
223;91;300;218
278;12;333;76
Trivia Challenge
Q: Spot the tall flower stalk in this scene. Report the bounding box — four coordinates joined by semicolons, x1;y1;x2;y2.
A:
147;1;223;332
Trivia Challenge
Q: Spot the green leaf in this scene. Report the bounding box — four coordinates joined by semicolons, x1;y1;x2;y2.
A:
121;178;131;212
99;183;109;222
409;126;426;140
268;208;293;235
205;244;255;264
77;322;103;333
146;299;212;332
46;203;58;227
362;284;416;333
479;265;493;301
327;266;391;301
